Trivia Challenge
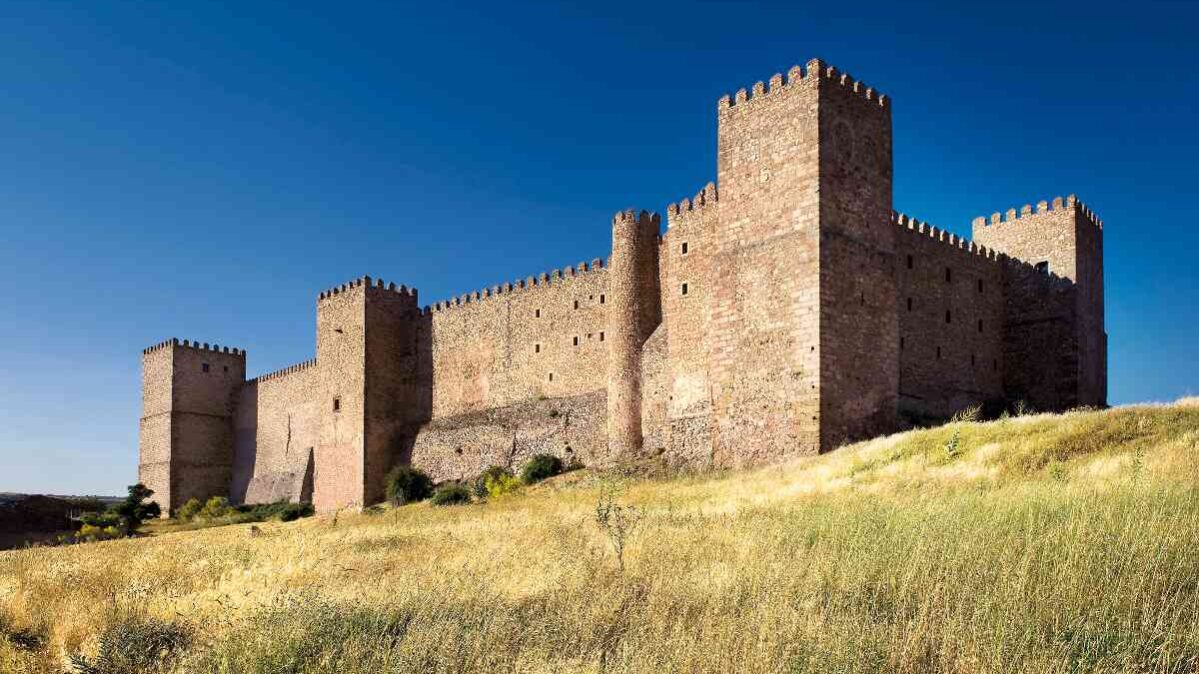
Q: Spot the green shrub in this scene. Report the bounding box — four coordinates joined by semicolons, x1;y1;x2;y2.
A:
235;501;315;522
430;485;472;506
176;498;202;521
520;454;563;485
385;466;433;506
199;496;233;520
473;465;519;499
79;510;122;530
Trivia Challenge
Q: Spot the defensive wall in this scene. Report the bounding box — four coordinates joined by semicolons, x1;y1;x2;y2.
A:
139;57;1107;514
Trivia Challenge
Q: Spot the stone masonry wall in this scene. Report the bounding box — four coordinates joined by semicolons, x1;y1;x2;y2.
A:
894;216;1005;419
660;183;718;464
232;362;319;505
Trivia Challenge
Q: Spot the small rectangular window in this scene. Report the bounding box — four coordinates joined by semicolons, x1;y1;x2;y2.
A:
681;283;689;296
333;397;341;412
900;337;905;350
972;354;977;366
993;359;998;372
573;336;579;346
936;346;942;359
681;242;689;255
906;298;913;312
945;310;952;324
548;372;554;382
1035;261;1050;275
906;254;913;270
223;365;229;373
978;319;983;333
535;343;541;354
535;308;541;318
978;279;984;293
574;300;579;310
945;267;952;283
599;331;605;342
599;294;605;304
201;363;210;373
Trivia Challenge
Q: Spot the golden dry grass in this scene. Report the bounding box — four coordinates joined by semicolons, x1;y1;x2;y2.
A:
3;402;1199;673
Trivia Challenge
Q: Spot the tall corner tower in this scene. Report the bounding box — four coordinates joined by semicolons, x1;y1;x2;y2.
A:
972;196;1107;409
139;339;246;514
708;58;897;462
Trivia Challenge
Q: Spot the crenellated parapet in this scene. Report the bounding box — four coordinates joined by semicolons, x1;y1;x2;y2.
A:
317;275;419;303
718;58;888;113
422;258;609;315
248;358;317;384
666;182;718;229
143;337;246;357
971;194;1103;231
893;212;1004;263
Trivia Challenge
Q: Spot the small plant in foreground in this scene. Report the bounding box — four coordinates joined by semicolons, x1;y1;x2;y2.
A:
68;612;189;674
594;484;643;573
944;428;961;459
950;404;983;423
385;466;433;505
430;484;472;506
521;454;563;485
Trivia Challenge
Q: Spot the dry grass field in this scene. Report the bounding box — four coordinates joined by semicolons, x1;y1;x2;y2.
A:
3;401;1199;673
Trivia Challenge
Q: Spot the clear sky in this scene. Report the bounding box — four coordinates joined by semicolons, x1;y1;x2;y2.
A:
1;0;1195;495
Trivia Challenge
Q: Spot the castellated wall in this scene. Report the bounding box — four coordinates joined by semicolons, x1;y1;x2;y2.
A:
657;183;719;464
141;57;1108;514
894;216;1005;419
231;362;318;506
410;260;617;481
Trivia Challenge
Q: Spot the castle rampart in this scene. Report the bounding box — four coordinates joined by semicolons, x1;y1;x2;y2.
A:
140;57;1107;513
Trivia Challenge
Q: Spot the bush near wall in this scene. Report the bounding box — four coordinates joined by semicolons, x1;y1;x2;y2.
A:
521;454;563;485
385;466;433;506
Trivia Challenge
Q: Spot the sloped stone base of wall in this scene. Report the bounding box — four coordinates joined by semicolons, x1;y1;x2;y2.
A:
411;392;609;483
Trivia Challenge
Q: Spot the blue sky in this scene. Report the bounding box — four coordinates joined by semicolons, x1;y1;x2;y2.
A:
1;0;1195;495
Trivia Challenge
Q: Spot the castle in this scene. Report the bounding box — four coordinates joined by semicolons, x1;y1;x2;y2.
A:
139;59;1107;514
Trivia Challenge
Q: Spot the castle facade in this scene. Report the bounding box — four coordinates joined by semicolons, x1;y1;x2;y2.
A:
139;59;1106;513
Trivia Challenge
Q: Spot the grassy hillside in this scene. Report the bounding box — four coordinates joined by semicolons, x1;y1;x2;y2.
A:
3;402;1199;673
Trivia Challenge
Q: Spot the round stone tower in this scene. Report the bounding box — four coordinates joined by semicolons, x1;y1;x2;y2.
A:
606;209;661;456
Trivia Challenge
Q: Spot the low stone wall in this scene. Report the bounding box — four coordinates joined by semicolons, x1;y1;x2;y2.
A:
411;392;608;482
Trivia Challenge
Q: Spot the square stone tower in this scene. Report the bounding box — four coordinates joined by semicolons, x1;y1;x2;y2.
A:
139;340;246;513
708;59;896;462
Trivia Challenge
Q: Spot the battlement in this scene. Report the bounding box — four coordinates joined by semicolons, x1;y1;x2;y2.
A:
142;338;246;357
317;275;419;303
971;194;1103;231
893;212;1003;263
613;209;660;228
666;182;718;227
422;258;609;315
248;358;317;384
718;58;888;112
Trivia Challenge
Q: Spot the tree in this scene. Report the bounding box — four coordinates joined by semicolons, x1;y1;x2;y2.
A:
113;483;162;533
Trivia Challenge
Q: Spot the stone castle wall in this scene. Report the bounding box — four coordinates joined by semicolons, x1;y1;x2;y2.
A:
140;57;1107;514
894;216;1006;419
